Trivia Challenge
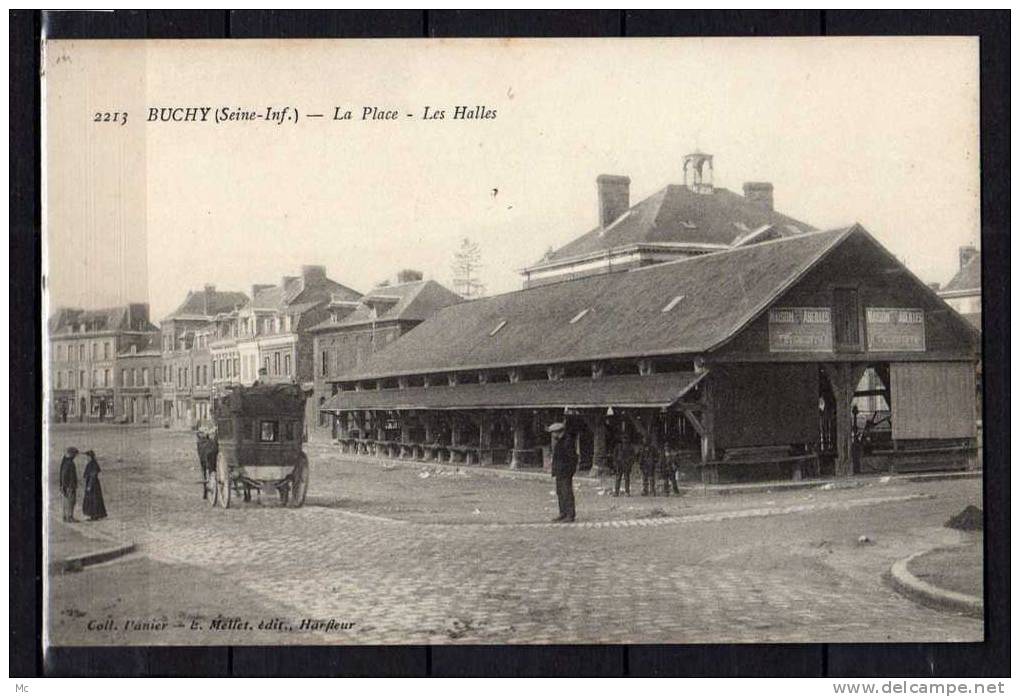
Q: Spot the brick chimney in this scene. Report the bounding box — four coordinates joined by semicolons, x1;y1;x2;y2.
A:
743;182;774;211
301;265;327;284
396;269;423;284
596;174;631;228
958;245;978;271
202;284;216;315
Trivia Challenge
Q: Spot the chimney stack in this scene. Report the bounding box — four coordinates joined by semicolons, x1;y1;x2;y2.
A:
958;245;978;271
301;265;327;284
743;182;774;211
596;174;631;228
396;269;424;284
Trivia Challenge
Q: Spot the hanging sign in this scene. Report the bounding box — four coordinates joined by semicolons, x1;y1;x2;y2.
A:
866;308;926;352
768;307;833;352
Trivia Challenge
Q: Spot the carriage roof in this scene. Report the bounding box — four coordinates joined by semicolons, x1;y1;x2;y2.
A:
214;383;306;418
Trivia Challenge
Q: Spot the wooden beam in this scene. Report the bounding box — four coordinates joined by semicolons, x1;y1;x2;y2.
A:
681;409;705;437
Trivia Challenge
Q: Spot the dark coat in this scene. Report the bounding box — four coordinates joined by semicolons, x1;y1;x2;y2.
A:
611;441;635;473
59;455;78;495
82;457;107;520
639;443;661;475
550;434;577;478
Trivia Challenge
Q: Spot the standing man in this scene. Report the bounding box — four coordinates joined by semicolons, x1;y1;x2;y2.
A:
548;422;577;523
59;446;79;522
611;431;634;497
660;442;682;496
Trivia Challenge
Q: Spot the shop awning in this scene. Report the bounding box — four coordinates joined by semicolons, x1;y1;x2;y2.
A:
322;371;706;412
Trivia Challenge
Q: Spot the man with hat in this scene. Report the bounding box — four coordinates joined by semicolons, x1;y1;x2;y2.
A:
548;421;577;523
59;446;79;522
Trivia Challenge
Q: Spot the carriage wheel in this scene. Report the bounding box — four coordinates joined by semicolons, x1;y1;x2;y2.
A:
216;452;232;509
287;453;309;508
205;466;218;507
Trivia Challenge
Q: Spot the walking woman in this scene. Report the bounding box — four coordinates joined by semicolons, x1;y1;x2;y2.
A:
82;450;108;521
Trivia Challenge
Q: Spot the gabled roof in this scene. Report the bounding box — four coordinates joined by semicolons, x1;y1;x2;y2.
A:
308;280;463;332
166;290;248;321
249;276;360;312
534;185;815;268
943;252;981;293
335;227;861;381
49;306;157;335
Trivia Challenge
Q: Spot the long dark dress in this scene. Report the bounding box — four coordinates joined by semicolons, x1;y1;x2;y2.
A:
82;457;108;520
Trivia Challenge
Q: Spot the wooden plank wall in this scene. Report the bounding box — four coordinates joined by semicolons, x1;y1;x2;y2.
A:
890;362;976;440
713;363;819;449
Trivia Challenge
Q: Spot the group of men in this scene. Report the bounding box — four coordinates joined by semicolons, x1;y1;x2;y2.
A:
610;433;681;497
548;421;685;524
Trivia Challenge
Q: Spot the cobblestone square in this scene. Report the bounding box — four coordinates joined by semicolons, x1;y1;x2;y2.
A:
47;425;983;645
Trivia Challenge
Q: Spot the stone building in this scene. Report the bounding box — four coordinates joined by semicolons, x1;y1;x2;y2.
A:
519;152;814;288
161;285;248;428
115;334;163;424
308;270;462;439
937;245;981;330
48;303;159;423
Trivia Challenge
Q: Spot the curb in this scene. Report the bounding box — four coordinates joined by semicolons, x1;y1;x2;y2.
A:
307;447;982;494
50;542;137;575
888;548;983;619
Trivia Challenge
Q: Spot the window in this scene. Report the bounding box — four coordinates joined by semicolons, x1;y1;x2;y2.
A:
79;344;85;361
91;343;97;360
321;351;328;376
104;342;110;360
833;287;862;350
104;369;110;386
233;358;239;377
56;372;63;389
131;369;138;386
143;368;149;386
259;420;278;442
284;354;291;375
79;371;85;388
122;369;128;386
273;352;281;375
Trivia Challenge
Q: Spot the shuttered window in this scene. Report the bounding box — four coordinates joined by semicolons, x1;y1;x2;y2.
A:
833;287;861;350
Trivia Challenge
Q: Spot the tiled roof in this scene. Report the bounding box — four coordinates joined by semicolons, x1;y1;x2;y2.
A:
536;185;815;266
324;372;705;412
308;280;462;332
250;277;360;312
335;226;861;381
943;253;981;293
49;306;157;334
166;290;248;319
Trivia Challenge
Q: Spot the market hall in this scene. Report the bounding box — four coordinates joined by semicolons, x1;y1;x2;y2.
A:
321;223;979;483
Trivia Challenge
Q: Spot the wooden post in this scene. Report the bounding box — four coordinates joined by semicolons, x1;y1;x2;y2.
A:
590;411;608;477
478;412;494;466
700;377;716;464
448;414;460;463
510;411;528;469
822;363;868;477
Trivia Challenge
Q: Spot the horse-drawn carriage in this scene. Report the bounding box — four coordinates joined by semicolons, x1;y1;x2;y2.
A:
203;383;310;508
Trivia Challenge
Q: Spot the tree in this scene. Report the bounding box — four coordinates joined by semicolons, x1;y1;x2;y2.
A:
451;237;486;299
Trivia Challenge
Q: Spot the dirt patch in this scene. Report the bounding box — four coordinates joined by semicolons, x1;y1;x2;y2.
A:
945;505;983;531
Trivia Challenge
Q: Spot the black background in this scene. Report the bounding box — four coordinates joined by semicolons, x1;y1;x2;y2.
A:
9;10;1010;678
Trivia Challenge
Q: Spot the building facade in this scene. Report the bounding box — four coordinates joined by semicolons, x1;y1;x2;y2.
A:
937;245;981;330
115;335;163;424
161;285;248;428
48;303;160;423
308;271;462;439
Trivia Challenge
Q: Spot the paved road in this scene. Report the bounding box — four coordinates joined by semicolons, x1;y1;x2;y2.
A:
47;426;983;645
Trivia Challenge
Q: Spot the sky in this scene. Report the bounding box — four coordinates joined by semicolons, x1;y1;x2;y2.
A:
45;37;980;321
